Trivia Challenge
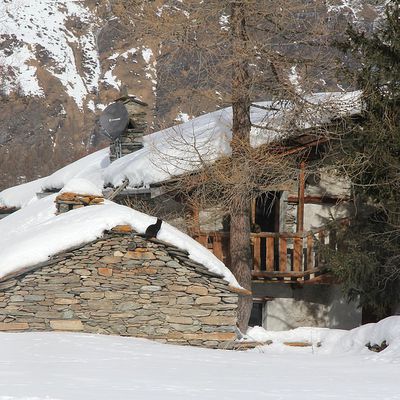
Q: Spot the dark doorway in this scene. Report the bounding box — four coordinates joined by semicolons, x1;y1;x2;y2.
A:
254;192;280;232
254;193;280;270
249;302;263;327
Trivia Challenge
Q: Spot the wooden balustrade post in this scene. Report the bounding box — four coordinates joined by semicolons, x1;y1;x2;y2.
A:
253;236;261;272
306;234;313;270
316;230;326;267
297;161;306;233
279;237;287;272
266;236;275;271
293;236;302;272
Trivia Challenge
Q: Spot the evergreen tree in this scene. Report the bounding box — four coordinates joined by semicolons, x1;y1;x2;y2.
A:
330;1;400;317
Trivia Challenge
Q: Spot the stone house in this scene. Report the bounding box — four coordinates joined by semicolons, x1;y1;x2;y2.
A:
98;96;362;331
0;92;366;332
0;187;245;348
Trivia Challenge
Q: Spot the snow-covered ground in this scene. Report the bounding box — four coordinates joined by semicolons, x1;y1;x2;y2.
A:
0;317;399;400
247;316;400;360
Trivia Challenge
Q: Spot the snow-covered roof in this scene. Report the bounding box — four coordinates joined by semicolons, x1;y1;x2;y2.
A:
0;194;239;288
0;91;361;209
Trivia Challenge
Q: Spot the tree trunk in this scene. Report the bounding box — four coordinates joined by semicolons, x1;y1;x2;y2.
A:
230;203;253;333
230;1;253;333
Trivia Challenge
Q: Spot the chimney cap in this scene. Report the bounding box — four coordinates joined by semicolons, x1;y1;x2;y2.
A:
115;95;148;107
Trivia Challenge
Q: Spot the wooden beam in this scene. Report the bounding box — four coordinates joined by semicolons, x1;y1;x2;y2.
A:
287;195;350;205
0;206;18;214
297;161;305;233
276;137;329;157
106;179;129;200
251;267;326;279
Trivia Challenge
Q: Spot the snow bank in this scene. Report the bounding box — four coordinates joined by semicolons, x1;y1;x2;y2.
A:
1;330;399;400
247;316;400;362
0;196;239;288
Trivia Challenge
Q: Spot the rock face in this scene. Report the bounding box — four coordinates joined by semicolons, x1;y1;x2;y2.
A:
0;0;158;190
0;229;238;348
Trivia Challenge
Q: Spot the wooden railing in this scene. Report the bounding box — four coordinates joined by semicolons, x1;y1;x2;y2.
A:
194;228;333;282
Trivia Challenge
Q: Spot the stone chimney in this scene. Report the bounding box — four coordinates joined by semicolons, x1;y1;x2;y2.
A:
110;96;148;162
55;192;104;214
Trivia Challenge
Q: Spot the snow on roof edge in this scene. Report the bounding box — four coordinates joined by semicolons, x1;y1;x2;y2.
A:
0;197;240;288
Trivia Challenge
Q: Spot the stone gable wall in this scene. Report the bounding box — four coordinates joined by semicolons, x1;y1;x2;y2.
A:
0;230;238;348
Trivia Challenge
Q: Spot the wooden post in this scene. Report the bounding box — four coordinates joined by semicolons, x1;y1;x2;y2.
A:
297;161;305;233
317;230;326;267
306;234;313;270
266;236;275;271
293;236;303;272
213;234;224;261
253;236;261;271
187;202;200;236
196;233;207;247
279;237;287;272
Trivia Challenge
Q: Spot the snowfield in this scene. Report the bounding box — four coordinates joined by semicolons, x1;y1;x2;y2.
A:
0;317;399;400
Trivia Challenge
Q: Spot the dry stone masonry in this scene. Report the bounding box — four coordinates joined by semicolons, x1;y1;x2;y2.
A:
55;192;104;214
0;226;239;348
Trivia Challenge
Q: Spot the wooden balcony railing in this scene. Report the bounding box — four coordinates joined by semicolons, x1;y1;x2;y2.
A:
194;228;334;282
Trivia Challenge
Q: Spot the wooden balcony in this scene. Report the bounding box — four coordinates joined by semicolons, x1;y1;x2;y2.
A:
194;228;334;283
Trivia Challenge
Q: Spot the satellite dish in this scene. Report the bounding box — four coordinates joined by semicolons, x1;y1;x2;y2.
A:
99;102;129;140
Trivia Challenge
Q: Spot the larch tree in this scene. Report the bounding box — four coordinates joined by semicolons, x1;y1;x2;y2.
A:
113;0;339;331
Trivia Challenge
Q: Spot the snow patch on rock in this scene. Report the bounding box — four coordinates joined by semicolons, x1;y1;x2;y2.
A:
0;0;101;108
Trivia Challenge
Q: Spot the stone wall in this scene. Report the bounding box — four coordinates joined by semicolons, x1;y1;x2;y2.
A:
0;227;239;348
55;192;104;214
